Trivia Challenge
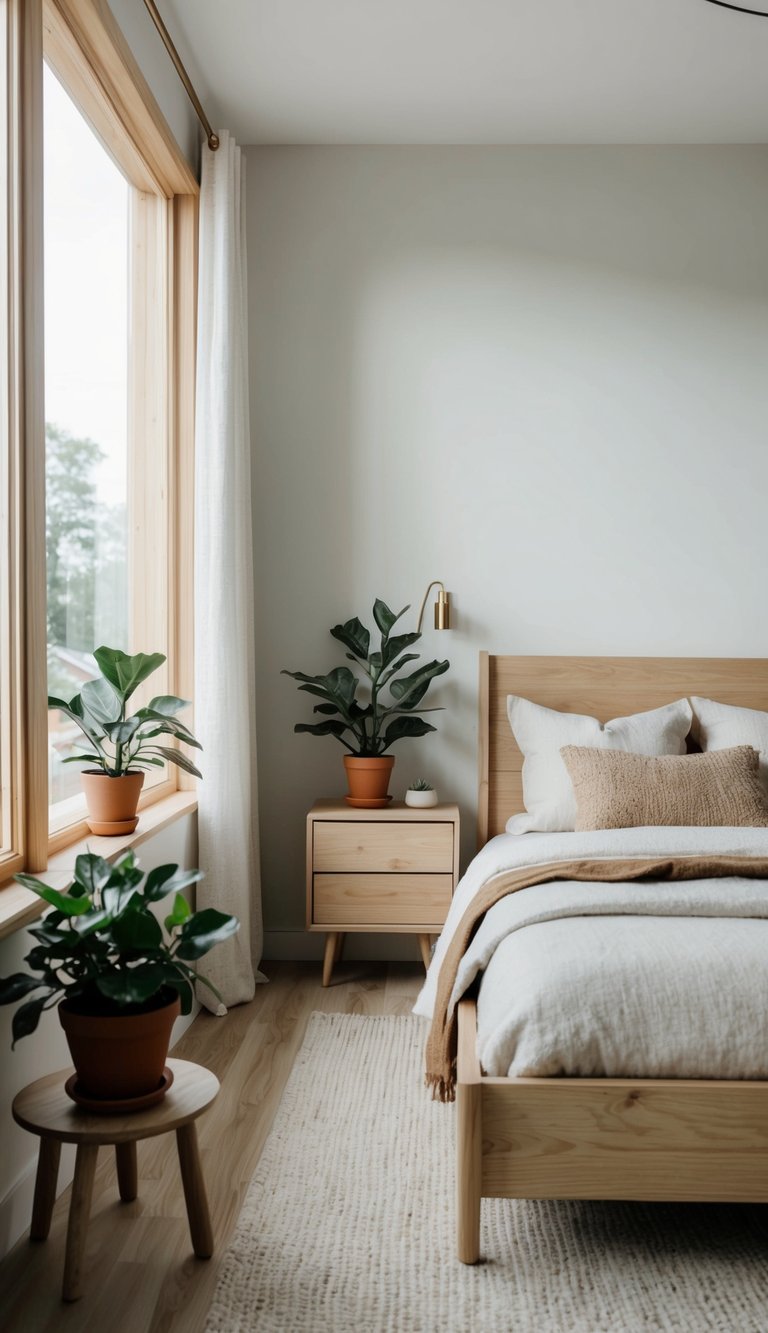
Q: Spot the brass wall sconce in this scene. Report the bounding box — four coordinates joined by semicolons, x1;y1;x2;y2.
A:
416;581;451;632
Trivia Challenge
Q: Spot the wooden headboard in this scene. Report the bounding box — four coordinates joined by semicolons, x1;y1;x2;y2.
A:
478;653;768;846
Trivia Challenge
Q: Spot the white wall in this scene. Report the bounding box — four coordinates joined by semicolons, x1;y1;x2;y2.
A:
0;814;198;1257
246;146;768;957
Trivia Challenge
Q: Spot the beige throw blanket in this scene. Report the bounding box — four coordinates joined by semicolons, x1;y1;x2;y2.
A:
424;854;768;1102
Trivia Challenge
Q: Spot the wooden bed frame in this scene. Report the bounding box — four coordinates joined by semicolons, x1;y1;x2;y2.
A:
456;653;768;1263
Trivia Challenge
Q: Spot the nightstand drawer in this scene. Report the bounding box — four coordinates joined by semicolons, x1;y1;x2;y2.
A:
313;821;454;873
313;873;453;925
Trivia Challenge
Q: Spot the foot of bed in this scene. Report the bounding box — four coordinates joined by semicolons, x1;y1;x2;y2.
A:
457;1079;482;1263
456;999;482;1263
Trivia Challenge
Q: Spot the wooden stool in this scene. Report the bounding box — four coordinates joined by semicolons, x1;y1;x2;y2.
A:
12;1057;219;1302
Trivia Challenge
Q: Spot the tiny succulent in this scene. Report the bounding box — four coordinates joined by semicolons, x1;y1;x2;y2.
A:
283;599;449;757
0;851;239;1046
408;778;434;791
48;646;202;779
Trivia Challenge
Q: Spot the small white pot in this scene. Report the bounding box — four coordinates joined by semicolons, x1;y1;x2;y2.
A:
405;789;438;808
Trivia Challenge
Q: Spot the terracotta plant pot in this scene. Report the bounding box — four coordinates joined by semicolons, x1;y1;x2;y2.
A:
80;770;145;835
59;990;180;1101
343;755;395;807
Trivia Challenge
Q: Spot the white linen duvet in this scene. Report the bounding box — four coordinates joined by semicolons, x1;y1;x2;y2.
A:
413;827;768;1080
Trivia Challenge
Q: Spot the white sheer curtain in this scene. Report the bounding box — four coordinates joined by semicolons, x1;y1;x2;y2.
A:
194;131;266;1011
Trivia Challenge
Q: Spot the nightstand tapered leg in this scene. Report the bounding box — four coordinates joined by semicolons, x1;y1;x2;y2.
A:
322;932;340;986
418;934;433;972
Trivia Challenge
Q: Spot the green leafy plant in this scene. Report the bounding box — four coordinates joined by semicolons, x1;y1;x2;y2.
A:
282;599;449;757
408;778;434;791
48;646;202;779
0;851;238;1046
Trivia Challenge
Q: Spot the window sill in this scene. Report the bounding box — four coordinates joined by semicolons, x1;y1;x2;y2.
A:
0;791;198;941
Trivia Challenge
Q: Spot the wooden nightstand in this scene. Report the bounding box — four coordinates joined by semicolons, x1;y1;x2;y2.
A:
306;799;460;986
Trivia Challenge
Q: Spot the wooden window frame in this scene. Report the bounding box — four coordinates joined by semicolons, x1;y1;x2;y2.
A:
3;0;198;871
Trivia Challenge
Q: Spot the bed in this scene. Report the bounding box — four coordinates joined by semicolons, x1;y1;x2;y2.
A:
419;653;768;1263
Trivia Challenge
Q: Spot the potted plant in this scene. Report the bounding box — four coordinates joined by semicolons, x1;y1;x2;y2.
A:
283;599;449;806
49;647;202;835
0;850;238;1105
405;778;439;808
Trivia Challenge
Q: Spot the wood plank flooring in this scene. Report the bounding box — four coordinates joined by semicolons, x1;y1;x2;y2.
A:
0;961;423;1333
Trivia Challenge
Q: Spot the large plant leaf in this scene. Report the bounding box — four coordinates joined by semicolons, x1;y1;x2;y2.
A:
381;631;421;669
175;908;240;961
49;694;106;745
11;996;50;1046
103;717;142;745
74;853;116;898
286;667;358;715
143;865;203;902
381;653;419;678
14;875;91;917
324;667;358;706
163;973;195;1014
102;884;141;917
313;702;340;715
135;716;202;749
146;695;189;716
348;700;373;719
105;862;144;894
164;892;191;932
381;716;436;748
28;923;71;947
71;908;112;937
110;910;163;952
372;600;408;637
93;647;166;702
329;617;370;660
147;746;203;779
0;973;45;1005
389;659;449;710
95;965;168;1006
21;948;61;986
294;720;352;742
80;677;122;726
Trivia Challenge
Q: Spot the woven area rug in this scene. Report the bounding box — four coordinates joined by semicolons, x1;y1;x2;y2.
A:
205;1013;768;1332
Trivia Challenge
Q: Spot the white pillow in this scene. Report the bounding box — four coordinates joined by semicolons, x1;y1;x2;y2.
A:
690;697;768;793
506;695;693;834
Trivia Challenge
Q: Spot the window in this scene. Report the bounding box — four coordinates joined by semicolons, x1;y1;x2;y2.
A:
0;0;198;884
44;65;131;818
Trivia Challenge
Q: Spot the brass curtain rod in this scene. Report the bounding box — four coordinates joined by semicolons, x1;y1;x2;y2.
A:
142;0;220;150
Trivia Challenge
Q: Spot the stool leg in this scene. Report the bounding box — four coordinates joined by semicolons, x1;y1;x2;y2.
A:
63;1142;98;1302
115;1142;138;1202
30;1137;61;1241
176;1123;213;1259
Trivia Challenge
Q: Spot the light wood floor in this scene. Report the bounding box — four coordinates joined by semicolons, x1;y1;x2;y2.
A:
0;961;424;1333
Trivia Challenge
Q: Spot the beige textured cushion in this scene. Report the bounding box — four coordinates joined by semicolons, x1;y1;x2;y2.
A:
560;744;768;831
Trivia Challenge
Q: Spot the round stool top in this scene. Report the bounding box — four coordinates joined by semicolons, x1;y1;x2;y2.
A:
12;1058;220;1145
